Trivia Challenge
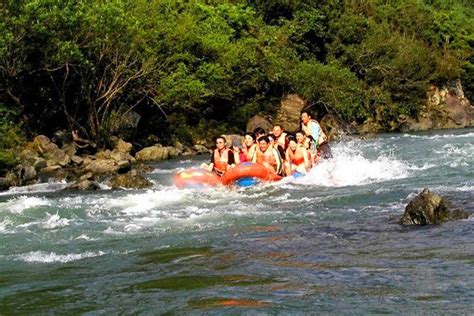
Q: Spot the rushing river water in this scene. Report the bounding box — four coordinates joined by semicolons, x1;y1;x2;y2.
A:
0;129;473;314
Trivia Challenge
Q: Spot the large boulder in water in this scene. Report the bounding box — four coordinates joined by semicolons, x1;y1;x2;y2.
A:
273;94;306;132
399;188;470;226
66;179;101;191
108;170;152;189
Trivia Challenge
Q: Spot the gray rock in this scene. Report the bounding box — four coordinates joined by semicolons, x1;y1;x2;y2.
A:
79;172;94;181
246;115;273;134
273;94;306;132
61;143;77;157
108;170;152;189
40;165;63;173
84;159;119;175
320;114;353;141
114;138;133;154
44;148;70;167
192;144;210;155
71;155;84;166
117;160;132;173
66;180;101;191
399;188;470;225
19;165;37;183
135;145;178;161
33;158;48;171
0;178;10;191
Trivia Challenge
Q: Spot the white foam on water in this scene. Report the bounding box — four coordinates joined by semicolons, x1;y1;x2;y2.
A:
0;219;14;234
41;213;70;229
107;188;188;216
83;188;186;217
292;145;410;187
74;234;98;241
407;162;436;171
399;132;474;140
103;226;126;235
1;196;51;214
0;180;68;196
15;251;105;263
151;168;175;174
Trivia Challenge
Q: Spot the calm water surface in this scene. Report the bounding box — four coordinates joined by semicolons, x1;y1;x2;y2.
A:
0;129;473;314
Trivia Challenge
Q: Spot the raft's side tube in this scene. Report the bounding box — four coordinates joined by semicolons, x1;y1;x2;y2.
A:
220;162;282;186
173;168;221;188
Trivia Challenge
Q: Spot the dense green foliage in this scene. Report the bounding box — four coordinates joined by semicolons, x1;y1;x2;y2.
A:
0;0;473;155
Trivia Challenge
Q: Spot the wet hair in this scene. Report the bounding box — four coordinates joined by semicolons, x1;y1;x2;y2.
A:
287;135;296;143
253;127;265;135
244;132;256;141
300;110;312;118
214;135;226;143
258;135;270;143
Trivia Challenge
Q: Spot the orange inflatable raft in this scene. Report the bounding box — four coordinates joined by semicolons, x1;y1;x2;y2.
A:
220;162;282;186
173;168;221;188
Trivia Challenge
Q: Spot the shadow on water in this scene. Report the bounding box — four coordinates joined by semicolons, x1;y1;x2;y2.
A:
139;246;213;264
133;275;276;291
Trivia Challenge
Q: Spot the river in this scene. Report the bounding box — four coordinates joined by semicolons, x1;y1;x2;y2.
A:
0;129;473;313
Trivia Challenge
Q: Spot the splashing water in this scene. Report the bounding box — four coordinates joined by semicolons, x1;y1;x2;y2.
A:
0;129;472;314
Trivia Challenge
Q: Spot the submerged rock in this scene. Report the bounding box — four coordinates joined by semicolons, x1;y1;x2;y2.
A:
66;179;101;191
108;170;152;189
399;188;470;226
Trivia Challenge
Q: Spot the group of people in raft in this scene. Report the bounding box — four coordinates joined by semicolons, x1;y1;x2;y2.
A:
201;111;333;178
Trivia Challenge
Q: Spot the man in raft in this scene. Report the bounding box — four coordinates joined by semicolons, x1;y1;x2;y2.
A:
272;124;288;149
253;135;283;175
202;136;236;176
300;110;333;159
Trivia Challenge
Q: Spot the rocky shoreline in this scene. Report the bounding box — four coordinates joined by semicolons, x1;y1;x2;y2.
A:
0;135;211;192
1;82;472;193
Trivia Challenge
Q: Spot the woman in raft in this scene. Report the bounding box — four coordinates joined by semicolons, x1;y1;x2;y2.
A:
201;136;236;176
284;135;310;175
240;132;257;162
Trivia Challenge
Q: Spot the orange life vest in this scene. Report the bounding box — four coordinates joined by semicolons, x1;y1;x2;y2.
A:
213;148;231;175
287;146;305;166
241;144;256;162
